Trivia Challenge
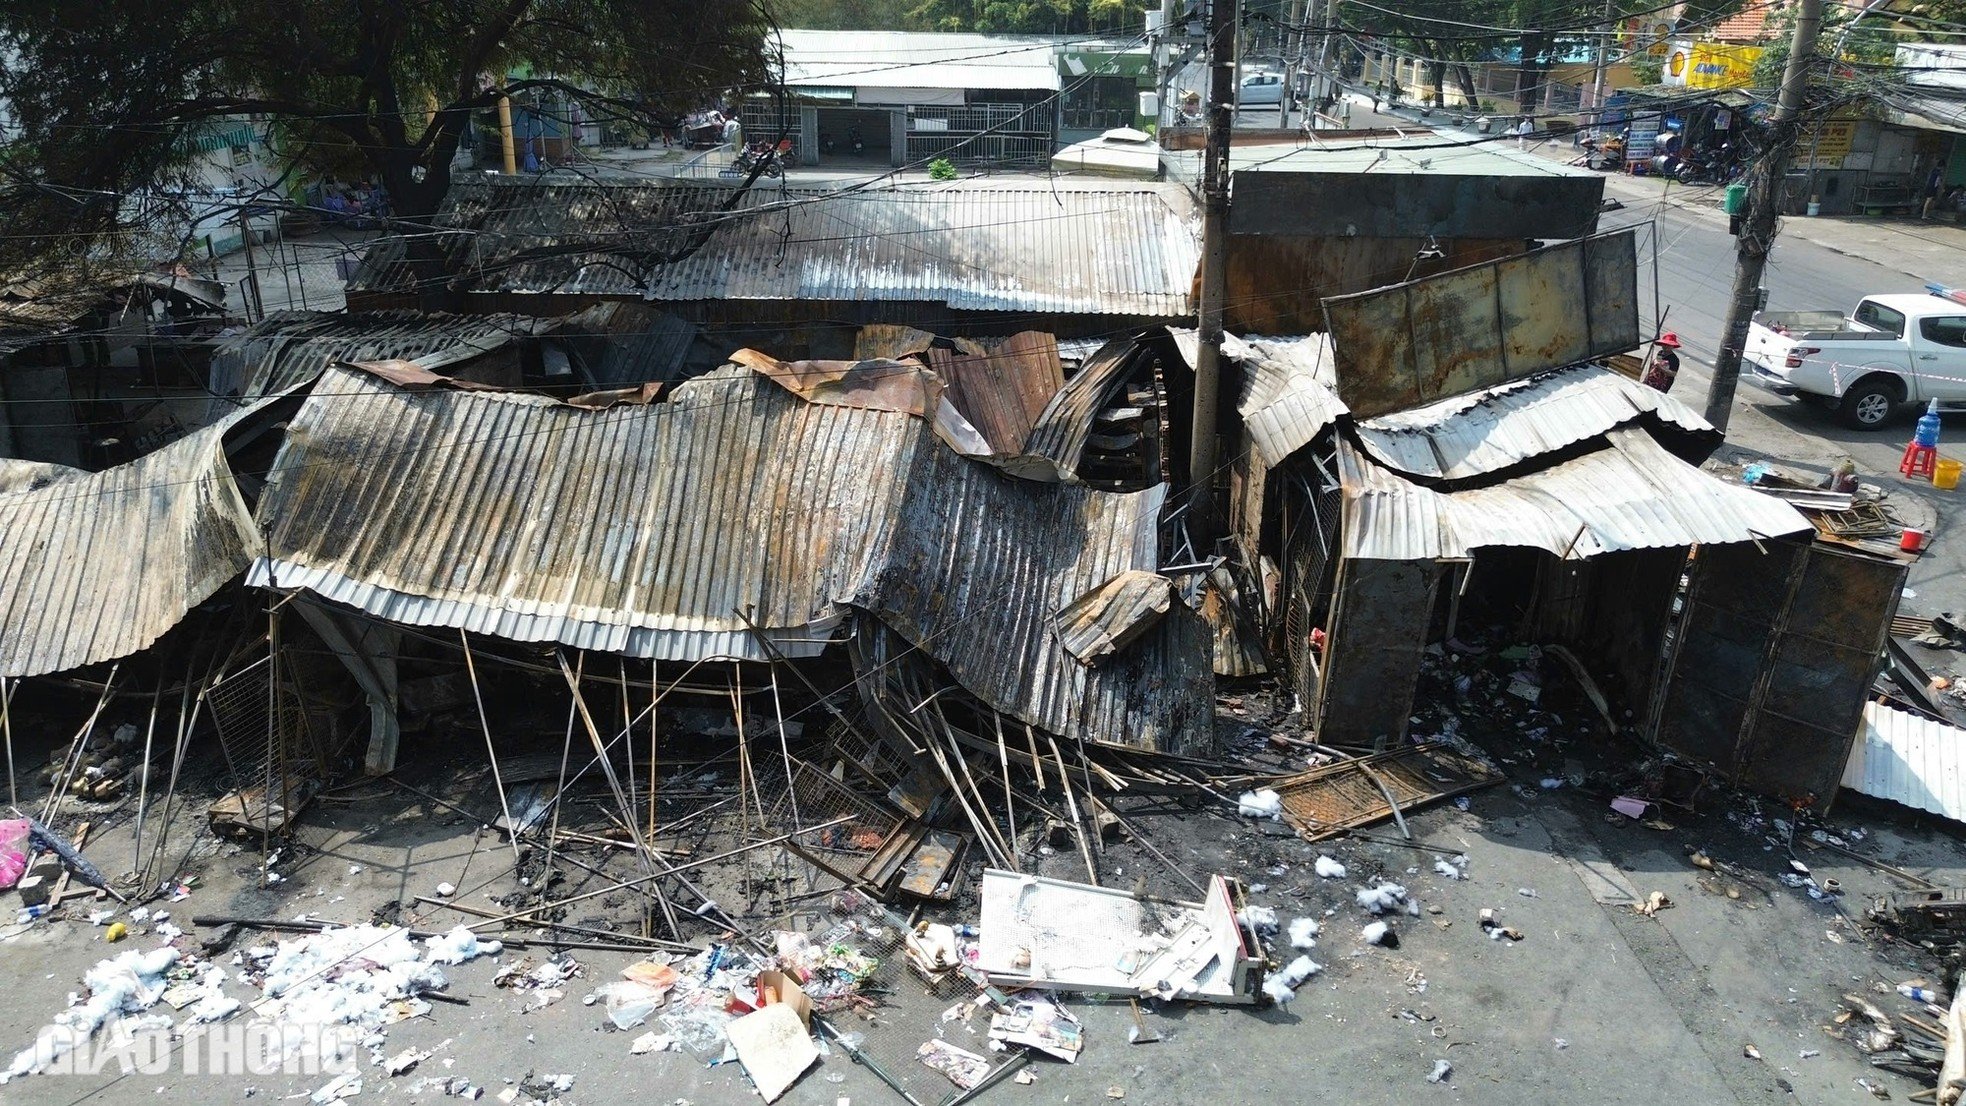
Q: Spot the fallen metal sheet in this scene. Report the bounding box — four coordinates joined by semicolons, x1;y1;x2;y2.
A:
1842;701;1966;823
974;871;1257;1002
253;366;1205;749
853;324;939;361
1023;337;1142;480
1353;364;1717;480
0;459;84;493
205;309;542;415
1052;570;1176;666
931;332;1066;456
1169;328;1342;469
0;402;266;678
1325;231;1641;419
1271;743;1502;840
1336;427;1811;561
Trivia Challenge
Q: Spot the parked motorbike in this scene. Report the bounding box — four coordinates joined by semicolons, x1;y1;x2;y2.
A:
1578;132;1625;170
820;132;835;155
734;141;785;178
847;125;865;156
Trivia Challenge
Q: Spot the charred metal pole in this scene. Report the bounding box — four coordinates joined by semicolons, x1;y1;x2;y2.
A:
1189;0;1237;545
1703;0;1823;432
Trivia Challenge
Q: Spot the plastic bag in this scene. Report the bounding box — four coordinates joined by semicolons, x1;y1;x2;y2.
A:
593;981;663;1030
0;819;30;889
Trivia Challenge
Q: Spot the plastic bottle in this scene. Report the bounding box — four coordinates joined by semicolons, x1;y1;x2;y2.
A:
1898;983;1942;1004
15;905;48;923
1916;399;1943;448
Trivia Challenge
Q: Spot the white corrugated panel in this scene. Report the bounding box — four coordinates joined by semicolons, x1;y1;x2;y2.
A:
1338;426;1811;560
1843;701;1966;822
1354;365;1716;480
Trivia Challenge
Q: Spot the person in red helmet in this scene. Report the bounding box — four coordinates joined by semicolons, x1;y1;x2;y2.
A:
1642;332;1682;393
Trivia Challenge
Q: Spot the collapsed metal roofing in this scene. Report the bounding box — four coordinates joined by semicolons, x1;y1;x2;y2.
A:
207;310;545;410
1353;366;1717;480
349;178;1200;318
249;365;1206;750
1842;701;1966;823
0;405;262;679
1335;427;1811;561
1189;328;1714;475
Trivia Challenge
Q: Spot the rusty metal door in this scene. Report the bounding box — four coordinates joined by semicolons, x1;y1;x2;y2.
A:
1314;557;1442;749
1651;538;1904;805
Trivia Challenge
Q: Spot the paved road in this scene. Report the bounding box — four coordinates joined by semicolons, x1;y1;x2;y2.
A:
1588;177;1966;618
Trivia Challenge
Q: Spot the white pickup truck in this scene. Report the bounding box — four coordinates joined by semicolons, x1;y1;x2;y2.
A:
1743;287;1966;428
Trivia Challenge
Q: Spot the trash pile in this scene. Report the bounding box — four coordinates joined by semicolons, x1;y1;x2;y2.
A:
1;922;503;1088
1822;977;1965;1101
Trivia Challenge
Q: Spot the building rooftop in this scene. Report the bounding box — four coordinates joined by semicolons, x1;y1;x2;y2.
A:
775;29;1062;92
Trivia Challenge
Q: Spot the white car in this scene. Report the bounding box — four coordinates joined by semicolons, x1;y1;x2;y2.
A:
1743;287;1966;428
1240;72;1284;106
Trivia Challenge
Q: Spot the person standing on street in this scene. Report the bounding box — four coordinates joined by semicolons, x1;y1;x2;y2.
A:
1642;332;1681;392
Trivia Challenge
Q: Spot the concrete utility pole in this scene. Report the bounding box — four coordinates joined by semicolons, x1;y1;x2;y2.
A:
1703;0;1823;432
1190;0;1237;546
1587;0;1613;117
497;94;519;175
1282;0;1308;127
1313;0;1339;123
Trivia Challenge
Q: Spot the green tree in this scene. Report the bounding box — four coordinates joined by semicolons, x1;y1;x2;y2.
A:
907;0;1131;35
0;0;770;284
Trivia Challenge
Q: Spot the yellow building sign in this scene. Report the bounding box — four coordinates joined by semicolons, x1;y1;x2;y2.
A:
1685;43;1762;89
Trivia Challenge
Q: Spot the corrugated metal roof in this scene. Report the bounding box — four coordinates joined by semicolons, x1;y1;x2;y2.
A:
1226;333;1345;469
1024;336;1141;477
251;365;1203;748
1337;427;1811;561
0;405;262;678
207;310;541;413
930;332;1065;455
1842;701;1966;822
776;29;1062;91
1172;328;1717;476
1353;365;1718;480
556;302;697;388
352;178;1200;318
1052;570;1175;665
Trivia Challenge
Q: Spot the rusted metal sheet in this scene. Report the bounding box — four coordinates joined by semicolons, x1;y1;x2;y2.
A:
1023;337;1142;479
1652;538;1903;805
931;331;1066;455
1053;570;1175;666
1313;558;1442;749
1273;743;1502;840
0;403;266;678
733;347;943;416
1336;428;1810;561
252;365;1199;749
1324;231;1642;419
854;324;939;361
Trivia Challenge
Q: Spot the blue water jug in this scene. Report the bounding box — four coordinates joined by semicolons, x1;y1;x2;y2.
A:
1916;399;1942;447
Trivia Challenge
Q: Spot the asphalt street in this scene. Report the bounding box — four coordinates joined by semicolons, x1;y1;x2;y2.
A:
1587;177;1966;619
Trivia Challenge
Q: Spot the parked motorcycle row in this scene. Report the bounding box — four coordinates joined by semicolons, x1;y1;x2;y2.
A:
1574;130;1746;186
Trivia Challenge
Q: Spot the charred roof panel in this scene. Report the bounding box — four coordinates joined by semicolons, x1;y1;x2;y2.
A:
251;365;1204;749
1336;427;1810;561
0;405;262;678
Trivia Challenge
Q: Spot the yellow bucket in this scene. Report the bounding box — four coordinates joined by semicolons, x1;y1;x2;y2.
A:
1937;458;1963;490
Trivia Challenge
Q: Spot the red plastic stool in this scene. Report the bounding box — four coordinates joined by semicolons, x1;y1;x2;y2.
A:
1901;441;1939;479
